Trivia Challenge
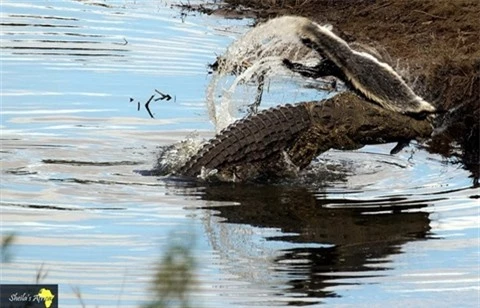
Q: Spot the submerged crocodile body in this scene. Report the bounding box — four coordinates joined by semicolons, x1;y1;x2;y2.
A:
176;92;433;181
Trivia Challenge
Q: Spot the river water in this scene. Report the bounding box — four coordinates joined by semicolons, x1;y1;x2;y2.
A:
1;1;479;307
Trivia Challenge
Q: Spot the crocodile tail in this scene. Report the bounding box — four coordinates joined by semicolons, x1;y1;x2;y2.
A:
176;103;313;177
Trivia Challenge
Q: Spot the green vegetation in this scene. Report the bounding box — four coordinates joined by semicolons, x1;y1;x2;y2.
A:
1;232;15;263
143;232;198;308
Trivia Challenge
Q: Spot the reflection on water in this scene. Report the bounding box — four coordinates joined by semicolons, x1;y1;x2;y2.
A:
200;184;432;303
1;1;479;307
175;146;478;306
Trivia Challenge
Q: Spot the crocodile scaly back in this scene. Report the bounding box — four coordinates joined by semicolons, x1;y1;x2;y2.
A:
177;103;313;177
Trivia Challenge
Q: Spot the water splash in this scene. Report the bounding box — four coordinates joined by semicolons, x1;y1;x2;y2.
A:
154;132;205;175
153;15;331;177
206;17;331;132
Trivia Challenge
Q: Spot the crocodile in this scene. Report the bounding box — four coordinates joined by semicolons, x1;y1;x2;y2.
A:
172;16;437;181
175;92;433;181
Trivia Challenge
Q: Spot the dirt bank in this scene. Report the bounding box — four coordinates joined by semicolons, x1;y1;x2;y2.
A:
189;0;480;180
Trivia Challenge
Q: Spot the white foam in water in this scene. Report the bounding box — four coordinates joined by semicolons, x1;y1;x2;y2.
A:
206;17;325;132
155;132;205;175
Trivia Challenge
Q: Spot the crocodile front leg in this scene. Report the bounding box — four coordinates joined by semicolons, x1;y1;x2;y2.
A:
287;124;331;170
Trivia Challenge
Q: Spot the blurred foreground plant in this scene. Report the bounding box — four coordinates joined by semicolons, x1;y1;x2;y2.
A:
1;232;15;263
144;231;198;308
